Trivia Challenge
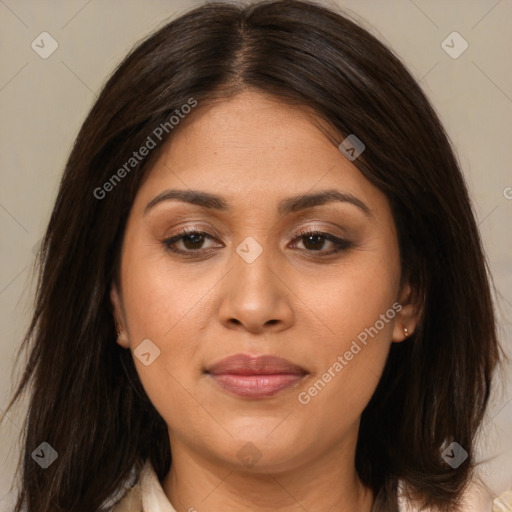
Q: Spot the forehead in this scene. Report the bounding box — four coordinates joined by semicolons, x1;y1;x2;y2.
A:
133;90;389;219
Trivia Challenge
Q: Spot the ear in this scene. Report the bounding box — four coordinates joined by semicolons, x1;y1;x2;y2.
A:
391;282;422;343
110;282;129;348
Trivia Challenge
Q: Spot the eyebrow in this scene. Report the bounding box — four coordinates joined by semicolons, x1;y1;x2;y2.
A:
144;188;372;217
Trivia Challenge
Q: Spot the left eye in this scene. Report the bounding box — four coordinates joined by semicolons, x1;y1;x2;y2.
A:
290;230;352;254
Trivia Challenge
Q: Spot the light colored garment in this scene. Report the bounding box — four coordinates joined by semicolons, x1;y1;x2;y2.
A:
110;460;512;512
110;460;176;512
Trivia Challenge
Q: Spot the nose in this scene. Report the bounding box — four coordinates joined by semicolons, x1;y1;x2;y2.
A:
217;245;294;334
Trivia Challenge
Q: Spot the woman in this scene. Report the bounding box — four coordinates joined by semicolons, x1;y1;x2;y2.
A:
2;1;508;511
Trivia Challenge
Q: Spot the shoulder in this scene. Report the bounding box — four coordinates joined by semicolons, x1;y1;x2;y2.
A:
103;463;143;512
493;489;512;511
110;484;142;512
109;460;177;512
108;465;512;512
397;478;512;512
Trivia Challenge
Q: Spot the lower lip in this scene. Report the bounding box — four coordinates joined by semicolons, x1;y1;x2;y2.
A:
208;373;305;398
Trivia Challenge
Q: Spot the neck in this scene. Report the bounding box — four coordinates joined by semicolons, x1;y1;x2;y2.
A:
162;435;374;512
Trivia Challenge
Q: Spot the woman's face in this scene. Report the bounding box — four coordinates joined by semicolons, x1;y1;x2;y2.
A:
111;90;417;473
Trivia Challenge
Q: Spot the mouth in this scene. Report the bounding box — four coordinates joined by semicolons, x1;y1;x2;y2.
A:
204;353;309;398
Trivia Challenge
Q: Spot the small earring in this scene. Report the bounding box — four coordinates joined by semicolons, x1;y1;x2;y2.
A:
404;327;409;337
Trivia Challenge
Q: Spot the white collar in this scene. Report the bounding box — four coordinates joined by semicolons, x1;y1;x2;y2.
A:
139;460;177;512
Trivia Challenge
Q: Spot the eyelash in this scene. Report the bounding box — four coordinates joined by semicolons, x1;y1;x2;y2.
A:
162;226;353;258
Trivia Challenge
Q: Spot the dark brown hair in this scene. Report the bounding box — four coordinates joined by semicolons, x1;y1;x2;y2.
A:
2;1;500;510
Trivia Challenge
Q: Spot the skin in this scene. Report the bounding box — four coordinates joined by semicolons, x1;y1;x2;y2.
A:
111;89;420;512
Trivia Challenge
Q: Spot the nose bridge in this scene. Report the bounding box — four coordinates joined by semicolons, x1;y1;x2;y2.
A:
231;235;279;303
218;235;294;331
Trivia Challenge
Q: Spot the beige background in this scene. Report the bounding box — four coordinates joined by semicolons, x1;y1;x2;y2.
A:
1;0;511;510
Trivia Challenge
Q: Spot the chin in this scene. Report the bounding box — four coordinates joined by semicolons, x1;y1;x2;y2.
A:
215;424;311;471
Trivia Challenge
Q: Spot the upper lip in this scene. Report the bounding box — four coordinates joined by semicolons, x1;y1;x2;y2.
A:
205;354;308;376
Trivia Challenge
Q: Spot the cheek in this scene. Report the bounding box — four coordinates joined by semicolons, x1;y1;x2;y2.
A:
120;249;209;396
121;257;211;433
122;244;206;342
295;250;399;415
134;360;213;447
293;288;396;441
302;246;399;347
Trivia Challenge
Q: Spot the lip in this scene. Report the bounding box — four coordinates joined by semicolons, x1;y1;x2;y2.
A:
205;354;308;398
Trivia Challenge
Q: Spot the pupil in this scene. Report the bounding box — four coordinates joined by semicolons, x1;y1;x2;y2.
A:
184;233;203;249
304;235;324;250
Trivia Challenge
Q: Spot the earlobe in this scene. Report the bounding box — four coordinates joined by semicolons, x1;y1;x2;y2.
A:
116;329;129;348
110;283;129;348
392;283;422;343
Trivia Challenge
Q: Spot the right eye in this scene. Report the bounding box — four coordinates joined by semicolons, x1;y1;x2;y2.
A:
162;228;223;256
